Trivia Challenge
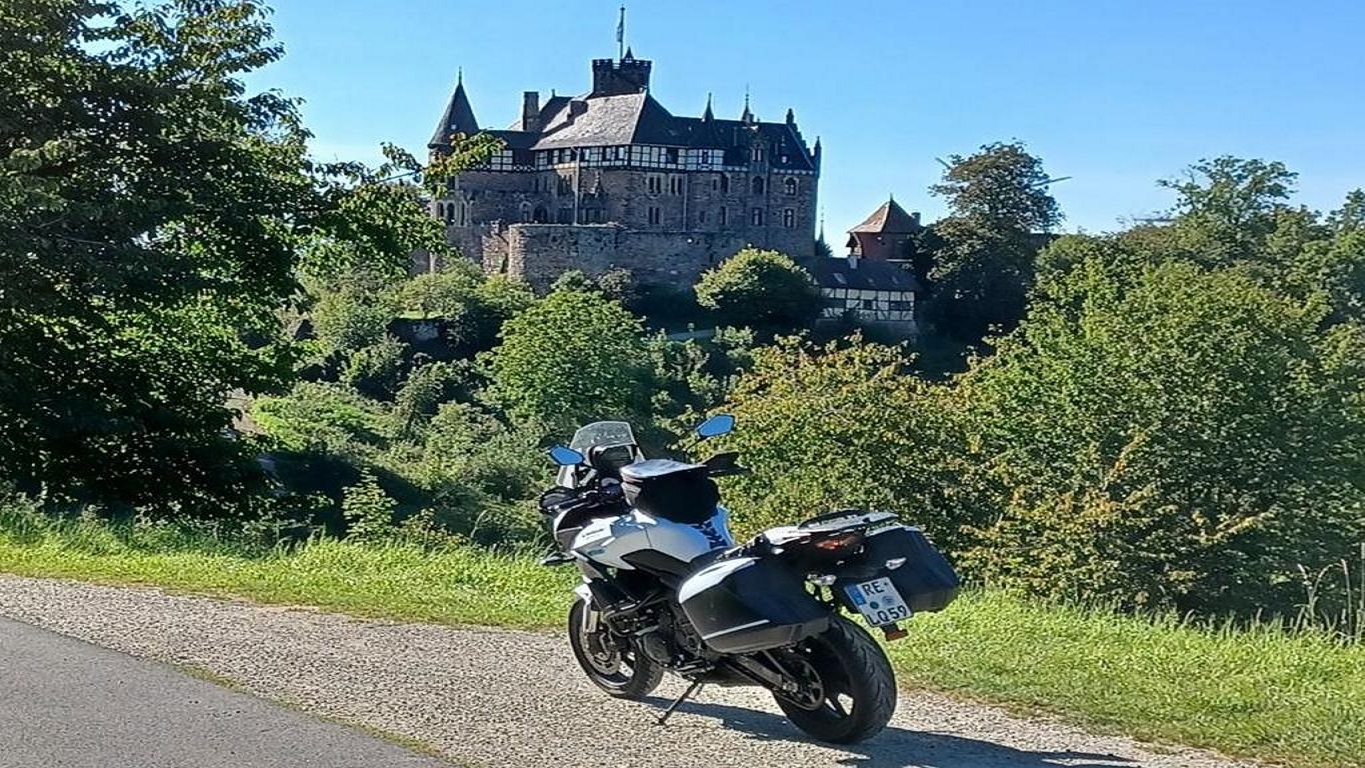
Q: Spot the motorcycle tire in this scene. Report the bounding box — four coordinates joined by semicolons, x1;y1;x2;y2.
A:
567;598;663;699
772;615;897;744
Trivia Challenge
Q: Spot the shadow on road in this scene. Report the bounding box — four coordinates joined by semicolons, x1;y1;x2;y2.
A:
643;696;1135;768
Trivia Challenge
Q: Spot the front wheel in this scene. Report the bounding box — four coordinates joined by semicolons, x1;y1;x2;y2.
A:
567;598;663;699
772;615;897;744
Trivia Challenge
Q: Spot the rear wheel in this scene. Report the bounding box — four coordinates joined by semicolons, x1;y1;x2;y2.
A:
772;615;896;744
567;598;663;699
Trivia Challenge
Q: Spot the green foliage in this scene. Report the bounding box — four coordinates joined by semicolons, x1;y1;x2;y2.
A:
693;248;819;332
956;258;1365;615
341;337;407;400
251;382;389;456
341;471;396;540
485;288;647;430
711;338;966;543
0;0;310;510
923;141;1062;341
386;264;534;356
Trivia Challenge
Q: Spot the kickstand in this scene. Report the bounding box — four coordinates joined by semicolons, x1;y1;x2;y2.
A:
655;680;704;726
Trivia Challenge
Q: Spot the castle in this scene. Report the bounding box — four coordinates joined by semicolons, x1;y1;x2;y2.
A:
426;51;820;291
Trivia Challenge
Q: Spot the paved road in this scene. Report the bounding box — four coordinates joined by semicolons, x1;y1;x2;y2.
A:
0;575;1258;768
0;615;445;768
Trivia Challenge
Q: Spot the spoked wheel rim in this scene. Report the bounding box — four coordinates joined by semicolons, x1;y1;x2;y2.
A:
779;641;857;722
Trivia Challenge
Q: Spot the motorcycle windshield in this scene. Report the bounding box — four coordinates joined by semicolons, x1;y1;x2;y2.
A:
569;421;637;453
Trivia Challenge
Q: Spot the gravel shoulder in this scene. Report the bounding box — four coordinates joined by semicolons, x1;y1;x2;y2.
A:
0;574;1260;768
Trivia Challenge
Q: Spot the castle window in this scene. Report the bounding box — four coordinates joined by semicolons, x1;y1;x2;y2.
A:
665;148;679;164
669;176;683;194
614;146;625;160
719;206;728;226
558;207;573;224
784;177;798;195
783;208;795;228
533;206;548;223
520;203;532;223
557;176;573;196
435;202;445;220
752;177;765;195
648;176;662;195
719;174;730;193
648;206;661;225
698;210;708;224
751;207;765;226
752;145;764;163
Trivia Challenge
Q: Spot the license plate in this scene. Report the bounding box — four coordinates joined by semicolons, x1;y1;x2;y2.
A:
844;577;912;626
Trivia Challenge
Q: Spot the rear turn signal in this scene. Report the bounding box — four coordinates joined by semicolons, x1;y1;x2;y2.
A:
881;623;908;642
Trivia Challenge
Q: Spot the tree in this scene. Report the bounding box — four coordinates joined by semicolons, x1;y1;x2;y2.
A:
923;141;1062;342
1159;156;1298;265
694;248;819;332
485;288;647;430
706;338;968;543
0;1;459;513
954;257;1365;615
0;1;311;510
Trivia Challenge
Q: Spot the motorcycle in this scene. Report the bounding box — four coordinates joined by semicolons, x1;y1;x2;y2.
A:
538;414;959;744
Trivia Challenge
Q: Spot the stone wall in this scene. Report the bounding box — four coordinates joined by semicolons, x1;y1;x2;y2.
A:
489;224;758;292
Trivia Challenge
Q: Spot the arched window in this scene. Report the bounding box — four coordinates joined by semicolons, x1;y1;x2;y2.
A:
783;208;795;228
784;177;797;195
751;207;765;226
533;205;548;224
752;177;765;195
719;174;729;193
436;202;446;220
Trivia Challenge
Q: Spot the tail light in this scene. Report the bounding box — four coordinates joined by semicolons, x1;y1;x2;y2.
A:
809;531;864;555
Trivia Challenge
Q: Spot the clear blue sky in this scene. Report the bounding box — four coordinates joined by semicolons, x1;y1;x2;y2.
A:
247;0;1365;237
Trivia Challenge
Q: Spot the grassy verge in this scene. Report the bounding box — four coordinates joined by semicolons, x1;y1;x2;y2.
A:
0;513;1361;768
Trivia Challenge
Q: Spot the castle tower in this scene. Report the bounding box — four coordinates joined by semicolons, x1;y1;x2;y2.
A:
429;72;479;149
846;197;921;263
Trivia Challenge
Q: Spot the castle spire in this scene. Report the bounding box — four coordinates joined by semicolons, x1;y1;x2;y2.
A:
703;92;714;121
428;73;479;149
785;107;795;125
741;87;754;124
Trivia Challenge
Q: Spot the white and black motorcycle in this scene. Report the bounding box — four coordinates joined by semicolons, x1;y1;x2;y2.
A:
538;415;959;744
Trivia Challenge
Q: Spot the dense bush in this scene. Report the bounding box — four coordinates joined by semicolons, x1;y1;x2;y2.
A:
694;248;819;332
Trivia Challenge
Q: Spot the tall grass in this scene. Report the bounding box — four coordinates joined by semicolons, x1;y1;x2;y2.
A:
1296;544;1365;644
0;506;1362;767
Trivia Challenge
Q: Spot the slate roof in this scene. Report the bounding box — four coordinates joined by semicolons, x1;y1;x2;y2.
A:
432;77;816;171
806;257;923;294
429;80;479;148
849;198;919;234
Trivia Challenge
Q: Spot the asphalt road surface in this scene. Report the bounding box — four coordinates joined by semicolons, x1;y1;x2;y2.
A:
0;575;1258;768
0;614;445;768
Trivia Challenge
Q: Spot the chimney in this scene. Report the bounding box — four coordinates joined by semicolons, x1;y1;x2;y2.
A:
521;91;540;131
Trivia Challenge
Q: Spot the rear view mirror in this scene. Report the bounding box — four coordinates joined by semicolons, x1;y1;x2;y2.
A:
695;413;735;439
547;445;585;466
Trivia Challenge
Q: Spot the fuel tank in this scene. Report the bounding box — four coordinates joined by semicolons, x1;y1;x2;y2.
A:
570;506;735;570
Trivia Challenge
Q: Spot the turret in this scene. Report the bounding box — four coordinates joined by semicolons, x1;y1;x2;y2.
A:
429;70;478;149
590;50;652;97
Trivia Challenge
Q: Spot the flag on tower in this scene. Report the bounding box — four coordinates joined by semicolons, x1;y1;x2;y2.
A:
617;6;625;57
